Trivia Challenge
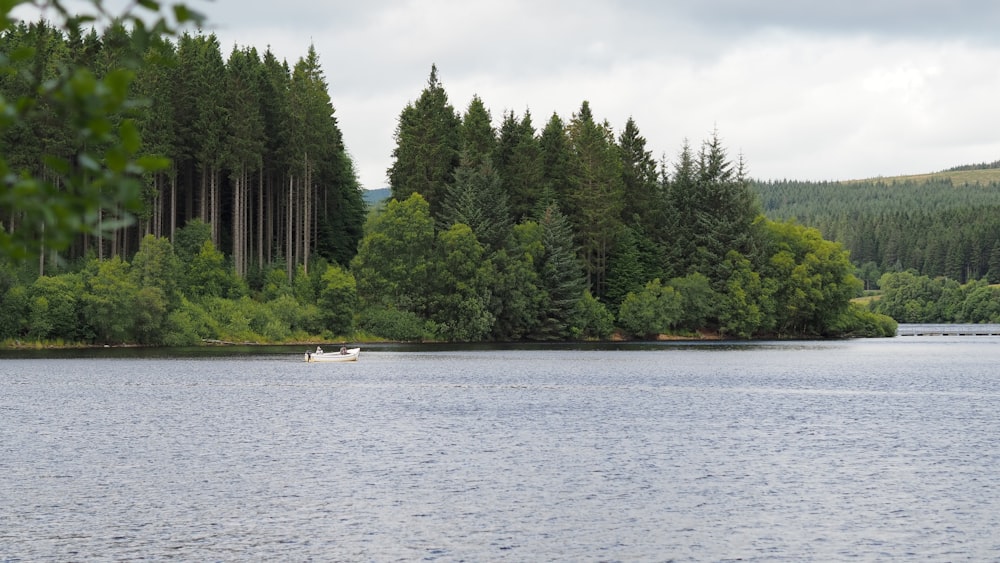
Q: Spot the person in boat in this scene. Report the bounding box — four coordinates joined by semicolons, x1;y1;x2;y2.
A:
340;346;347;355
316;346;323;355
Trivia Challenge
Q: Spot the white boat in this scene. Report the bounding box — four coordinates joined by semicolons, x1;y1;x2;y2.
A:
304;346;360;362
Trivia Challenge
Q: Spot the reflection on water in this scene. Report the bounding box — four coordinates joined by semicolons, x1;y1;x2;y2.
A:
2;338;999;560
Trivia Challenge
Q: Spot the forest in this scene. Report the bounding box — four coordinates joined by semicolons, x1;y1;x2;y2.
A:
0;18;897;346
755;172;1000;289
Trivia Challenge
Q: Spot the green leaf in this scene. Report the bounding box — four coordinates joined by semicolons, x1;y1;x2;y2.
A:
173;4;205;24
78;153;101;172
120;119;141;154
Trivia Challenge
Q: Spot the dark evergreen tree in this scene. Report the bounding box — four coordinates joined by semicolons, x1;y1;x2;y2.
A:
439;157;512;251
538;111;572;213
459;94;496;170
387;64;461;216
617;116;660;232
566;101;624;298
531;204;586;340
496;110;544;221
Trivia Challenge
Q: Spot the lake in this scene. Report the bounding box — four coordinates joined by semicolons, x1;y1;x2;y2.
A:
2;337;999;561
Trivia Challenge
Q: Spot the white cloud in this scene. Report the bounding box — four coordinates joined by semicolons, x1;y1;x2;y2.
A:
202;1;1000;187
23;0;1000;188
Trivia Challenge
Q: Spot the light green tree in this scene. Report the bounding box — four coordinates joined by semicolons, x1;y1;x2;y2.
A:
81;256;137;343
427;222;495;341
617;278;683;338
351;193;435;314
763;220;862;335
317;264;357;335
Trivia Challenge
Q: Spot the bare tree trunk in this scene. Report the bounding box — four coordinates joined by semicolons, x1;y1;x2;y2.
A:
199;167;208;225
286;175;294;280
303;153;310;274
210;166;219;245
258;168;264;269
170;172;177;243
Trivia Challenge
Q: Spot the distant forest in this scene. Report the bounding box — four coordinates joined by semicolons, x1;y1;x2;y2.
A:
755;176;1000;288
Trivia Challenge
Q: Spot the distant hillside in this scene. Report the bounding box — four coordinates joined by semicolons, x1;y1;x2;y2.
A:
363;188;390;206
754;161;1000;284
843;161;1000;186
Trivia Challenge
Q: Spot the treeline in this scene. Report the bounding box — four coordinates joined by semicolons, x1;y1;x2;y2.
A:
755;178;1000;287
0;19;366;276
0;223;358;345
874;271;1000;323
344;66;894;340
0;35;898;342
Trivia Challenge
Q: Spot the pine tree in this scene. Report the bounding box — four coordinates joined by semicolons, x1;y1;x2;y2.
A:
538;111;572;211
496;110;544;221
566;101;624;298
387;64;461;216
223;45;265;278
531;204;586;340
459;94;496;170
617;116;660;232
439;157;512;251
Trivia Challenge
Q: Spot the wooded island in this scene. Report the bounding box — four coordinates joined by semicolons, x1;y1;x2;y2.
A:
1;19;914;345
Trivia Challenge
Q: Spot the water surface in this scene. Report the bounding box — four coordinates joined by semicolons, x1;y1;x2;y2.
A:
2;338;999;560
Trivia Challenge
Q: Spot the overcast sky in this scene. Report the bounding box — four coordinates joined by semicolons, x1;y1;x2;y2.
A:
38;1;1000;189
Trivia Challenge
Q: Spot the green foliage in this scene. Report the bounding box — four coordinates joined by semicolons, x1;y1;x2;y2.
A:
351;193;434;313
0;284;29;339
387;64;461;215
27;272;84;340
670;272;718;330
131;234;181;307
173;219;211;262
831;303;898;337
575;290;614;339
496;110;543;220
762;220;862;336
488;222;546;340
438;158;512;251
163;297;212;346
317;264;357;335
566;100;624;297
426;223;495;341
132;286;168;344
667;132;760;282
718;250;773;338
183;240;238;299
81;256;137;343
357;307;427;341
617;278;683;338
261;266;292;301
531;204;586;340
0;1;202;263
874;271;1000;323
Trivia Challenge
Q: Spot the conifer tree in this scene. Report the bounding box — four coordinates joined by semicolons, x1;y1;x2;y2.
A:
387;64;461;216
566;101;624;298
531;204;586;340
617;117;660;231
439;157;512;251
538;112;572;212
459;95;496;169
496;110;544;221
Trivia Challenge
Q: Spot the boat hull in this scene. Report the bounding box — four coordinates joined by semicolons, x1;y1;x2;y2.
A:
305;348;360;362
